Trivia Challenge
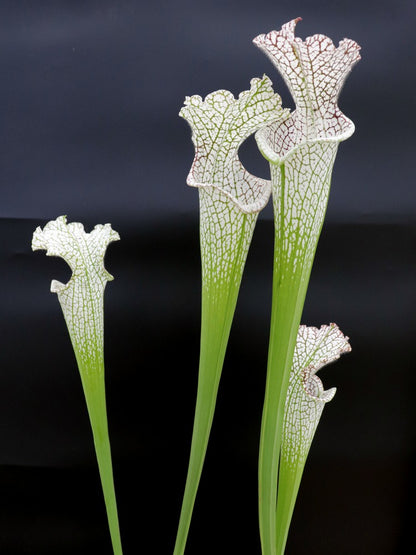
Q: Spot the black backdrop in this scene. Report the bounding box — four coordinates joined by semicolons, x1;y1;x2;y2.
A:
0;1;415;553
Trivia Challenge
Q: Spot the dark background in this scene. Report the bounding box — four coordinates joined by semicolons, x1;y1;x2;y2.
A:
0;0;415;553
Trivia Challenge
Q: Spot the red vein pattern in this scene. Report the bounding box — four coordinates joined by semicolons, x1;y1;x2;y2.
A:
254;18;361;161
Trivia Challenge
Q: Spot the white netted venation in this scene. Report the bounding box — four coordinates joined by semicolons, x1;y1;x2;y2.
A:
254;18;361;161
199;188;258;289
270;141;338;278
253;19;360;302
282;324;351;469
32;215;120;373
180;76;289;290
180;76;288;213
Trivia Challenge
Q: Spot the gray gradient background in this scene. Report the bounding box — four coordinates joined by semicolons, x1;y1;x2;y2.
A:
0;1;415;554
0;0;414;224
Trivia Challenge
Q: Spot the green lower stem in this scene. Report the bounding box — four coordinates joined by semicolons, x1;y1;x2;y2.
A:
173;209;253;555
173;284;239;555
172;366;220;555
258;268;308;555
83;374;123;555
275;465;303;555
259;160;330;555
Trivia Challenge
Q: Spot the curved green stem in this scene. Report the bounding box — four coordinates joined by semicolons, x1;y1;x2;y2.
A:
258;242;310;555
176;76;285;555
32;217;123;555
259;159;331;555
64;293;124;555
173;202;255;555
275;453;305;554
83;374;123;555
173;281;238;555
